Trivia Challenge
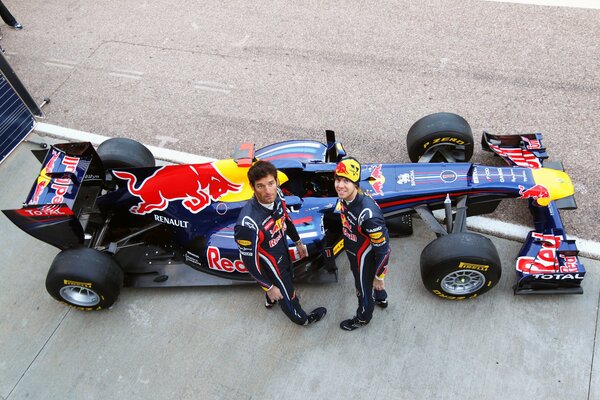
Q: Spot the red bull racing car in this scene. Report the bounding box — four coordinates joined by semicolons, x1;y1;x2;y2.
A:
2;112;584;310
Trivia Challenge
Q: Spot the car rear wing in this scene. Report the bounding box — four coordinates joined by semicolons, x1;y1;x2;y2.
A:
2;142;104;250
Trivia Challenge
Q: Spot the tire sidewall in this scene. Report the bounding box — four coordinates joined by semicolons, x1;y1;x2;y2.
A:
407;112;474;162
46;248;123;310
97;137;155;169
423;257;501;300
420;232;501;300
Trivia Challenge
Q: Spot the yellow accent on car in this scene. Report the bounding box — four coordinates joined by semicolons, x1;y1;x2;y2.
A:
211;159;289;203
531;168;575;206
236;239;252;246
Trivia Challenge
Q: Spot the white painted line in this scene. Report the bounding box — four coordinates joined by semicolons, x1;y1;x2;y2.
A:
43;62;75;70
467;216;600;260
108;72;143;80
31;122;600;260
194;81;233;94
483;0;600;9
33;122;214;164
112;68;144;76
194;85;231;94
234;35;250;47
47;58;78;65
155;135;179;147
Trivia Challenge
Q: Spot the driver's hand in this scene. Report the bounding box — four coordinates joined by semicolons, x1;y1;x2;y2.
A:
267;286;283;302
297;242;308;259
373;278;385;291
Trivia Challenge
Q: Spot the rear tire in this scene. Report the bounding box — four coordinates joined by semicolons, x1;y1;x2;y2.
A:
46;247;124;310
97;138;155;169
420;232;501;300
407;112;474;162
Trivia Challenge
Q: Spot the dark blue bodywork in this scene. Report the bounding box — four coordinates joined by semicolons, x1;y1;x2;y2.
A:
3;133;584;294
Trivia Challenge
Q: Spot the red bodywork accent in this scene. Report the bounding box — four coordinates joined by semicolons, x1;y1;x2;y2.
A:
16;204;73;217
369;165;385;196
489;144;542;169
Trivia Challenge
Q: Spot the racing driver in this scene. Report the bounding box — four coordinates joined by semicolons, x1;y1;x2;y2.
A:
234;160;327;326
334;158;391;331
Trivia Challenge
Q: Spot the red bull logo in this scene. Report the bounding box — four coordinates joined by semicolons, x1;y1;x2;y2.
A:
369;164;386;196
30;151;61;204
335;159;360;182
340;213;351;231
335;162;349;175
113;163;242;215
518;184;550;201
30;152;79;205
266;217;285;236
31;180;49;205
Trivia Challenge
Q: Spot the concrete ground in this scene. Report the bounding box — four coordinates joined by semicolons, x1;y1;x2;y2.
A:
1;1;599;399
1;135;599;400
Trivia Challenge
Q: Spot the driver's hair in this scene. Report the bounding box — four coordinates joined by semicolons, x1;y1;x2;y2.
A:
248;160;278;187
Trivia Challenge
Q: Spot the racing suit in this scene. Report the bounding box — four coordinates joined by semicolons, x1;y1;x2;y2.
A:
339;192;391;324
234;189;310;325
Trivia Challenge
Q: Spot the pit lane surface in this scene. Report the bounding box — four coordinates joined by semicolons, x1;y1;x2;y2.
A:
1;1;600;398
2;0;599;242
1;137;599;400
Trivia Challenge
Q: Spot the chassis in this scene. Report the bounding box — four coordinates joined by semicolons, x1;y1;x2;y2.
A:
3;113;584;310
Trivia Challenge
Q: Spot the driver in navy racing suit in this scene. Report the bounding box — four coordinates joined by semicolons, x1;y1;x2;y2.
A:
334;157;391;331
234;160;327;326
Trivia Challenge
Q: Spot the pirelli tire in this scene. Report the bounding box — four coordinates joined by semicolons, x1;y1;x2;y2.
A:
420;232;501;300
407;112;474;163
45;247;124;311
97;137;156;169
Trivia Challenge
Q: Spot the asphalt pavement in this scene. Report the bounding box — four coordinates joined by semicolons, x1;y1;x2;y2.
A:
1;1;600;399
2;0;600;241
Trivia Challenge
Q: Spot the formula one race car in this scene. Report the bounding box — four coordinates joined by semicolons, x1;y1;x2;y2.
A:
2;113;584;310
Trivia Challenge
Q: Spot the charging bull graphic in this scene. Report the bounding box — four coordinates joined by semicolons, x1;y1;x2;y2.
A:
369;164;386;196
518;184;550;201
113;164;242;215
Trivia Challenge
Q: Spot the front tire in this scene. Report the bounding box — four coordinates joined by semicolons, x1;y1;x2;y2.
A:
420;232;501;300
407;112;474;162
46;247;124;310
